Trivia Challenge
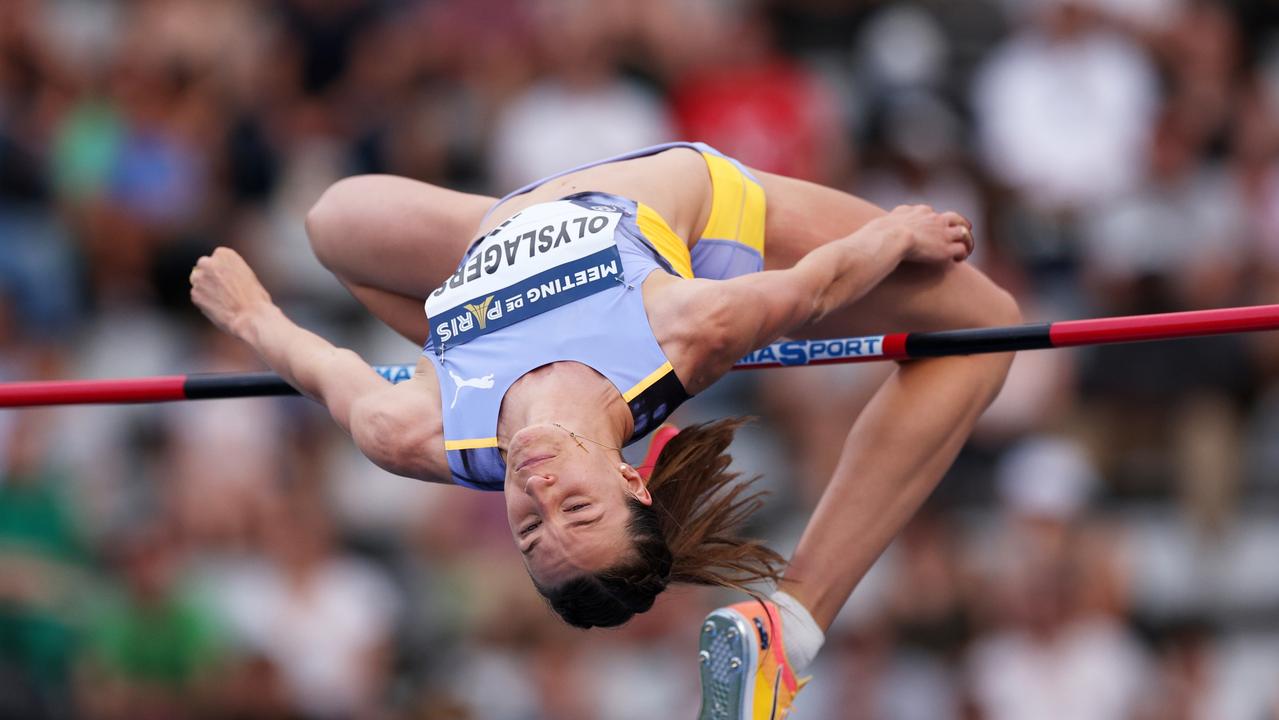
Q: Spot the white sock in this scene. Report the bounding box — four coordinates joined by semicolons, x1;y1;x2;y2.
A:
770;590;824;673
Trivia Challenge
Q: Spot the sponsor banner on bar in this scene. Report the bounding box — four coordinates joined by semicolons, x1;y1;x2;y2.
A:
737;336;887;367
373;365;416;384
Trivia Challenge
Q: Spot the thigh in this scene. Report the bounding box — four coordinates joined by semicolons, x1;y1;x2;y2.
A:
306;175;496;298
757;170;1017;336
757;170;888;271
344;282;432;346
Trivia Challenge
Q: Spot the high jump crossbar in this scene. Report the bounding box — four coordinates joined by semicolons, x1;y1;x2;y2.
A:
2;304;1277;408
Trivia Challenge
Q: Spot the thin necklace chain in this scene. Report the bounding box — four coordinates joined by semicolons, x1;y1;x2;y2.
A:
553;422;623;452
551;424;664;520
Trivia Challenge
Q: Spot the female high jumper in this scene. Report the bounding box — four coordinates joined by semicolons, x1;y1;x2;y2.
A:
189;142;1019;719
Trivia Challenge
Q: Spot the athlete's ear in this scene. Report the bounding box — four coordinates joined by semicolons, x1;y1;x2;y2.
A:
620;463;652;505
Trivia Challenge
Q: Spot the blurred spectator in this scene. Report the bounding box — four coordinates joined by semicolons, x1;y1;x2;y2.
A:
216;653;305;720
966;437;1150;720
0;411;86;720
995;435;1099;520
1083;108;1246;305
489;0;672;190
972;0;1158;210
275;0;381;100
76;522;226;720
666;2;844;182
0;5;82;337
1152;0;1243;152
966;563;1151;720
1139;618;1219;720
811;619;962;720
212;489;399;719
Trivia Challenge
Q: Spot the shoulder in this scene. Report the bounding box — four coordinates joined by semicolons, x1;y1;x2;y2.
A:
348;378;449;483
644;275;763;394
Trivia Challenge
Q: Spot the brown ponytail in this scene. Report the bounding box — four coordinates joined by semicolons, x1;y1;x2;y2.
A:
536;418;784;628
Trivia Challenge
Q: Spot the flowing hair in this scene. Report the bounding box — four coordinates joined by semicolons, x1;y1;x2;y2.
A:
534;418;785;628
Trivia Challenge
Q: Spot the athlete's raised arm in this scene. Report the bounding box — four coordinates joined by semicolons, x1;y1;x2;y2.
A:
664;204;973;384
189;247;445;481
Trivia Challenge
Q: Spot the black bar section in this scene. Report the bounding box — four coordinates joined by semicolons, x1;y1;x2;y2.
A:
905;322;1054;358
184;372;301;400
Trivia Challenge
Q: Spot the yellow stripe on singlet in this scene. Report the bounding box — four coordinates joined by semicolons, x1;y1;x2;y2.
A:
700;153;766;255
636;203;694;279
444;437;499;451
623;361;675;403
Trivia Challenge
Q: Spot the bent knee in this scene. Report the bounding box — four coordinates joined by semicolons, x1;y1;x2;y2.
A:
305;182;345;270
932;263;1022;330
977;283;1022;329
305;176;374;271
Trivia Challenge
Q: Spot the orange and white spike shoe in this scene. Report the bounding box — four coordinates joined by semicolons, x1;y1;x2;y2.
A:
697;600;808;720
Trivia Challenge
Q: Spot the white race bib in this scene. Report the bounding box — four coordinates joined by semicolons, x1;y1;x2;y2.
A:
426;201;624;350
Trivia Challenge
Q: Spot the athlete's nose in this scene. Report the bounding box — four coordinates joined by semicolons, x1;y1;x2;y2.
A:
524;473;556;496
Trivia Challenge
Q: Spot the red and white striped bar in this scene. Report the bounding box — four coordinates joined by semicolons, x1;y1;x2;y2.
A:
2;304;1277;408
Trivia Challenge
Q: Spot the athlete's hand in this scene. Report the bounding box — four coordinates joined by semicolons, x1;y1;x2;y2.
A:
189;247;274;338
871;205;974;264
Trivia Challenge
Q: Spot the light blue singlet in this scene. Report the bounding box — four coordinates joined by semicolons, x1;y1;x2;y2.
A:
422;142;766;491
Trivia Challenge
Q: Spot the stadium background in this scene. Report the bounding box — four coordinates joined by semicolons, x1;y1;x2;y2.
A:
3;0;1279;717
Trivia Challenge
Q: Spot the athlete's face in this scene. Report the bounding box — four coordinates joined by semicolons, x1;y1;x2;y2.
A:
504;425;652;587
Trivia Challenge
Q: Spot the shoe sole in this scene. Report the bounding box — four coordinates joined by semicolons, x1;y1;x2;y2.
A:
696;608;761;720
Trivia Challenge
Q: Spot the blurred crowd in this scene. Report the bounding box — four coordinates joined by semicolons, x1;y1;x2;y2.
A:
3;0;1279;718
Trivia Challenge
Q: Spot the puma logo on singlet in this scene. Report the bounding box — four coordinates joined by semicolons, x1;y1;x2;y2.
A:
448;369;495;408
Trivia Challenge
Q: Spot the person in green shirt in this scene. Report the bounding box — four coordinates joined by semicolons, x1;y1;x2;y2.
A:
79;525;226;718
0;412;86;719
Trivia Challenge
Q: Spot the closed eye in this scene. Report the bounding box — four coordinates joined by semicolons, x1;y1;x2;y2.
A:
565;503;590;513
